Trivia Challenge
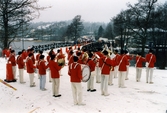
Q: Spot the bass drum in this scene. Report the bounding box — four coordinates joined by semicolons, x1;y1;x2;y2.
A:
81;64;91;82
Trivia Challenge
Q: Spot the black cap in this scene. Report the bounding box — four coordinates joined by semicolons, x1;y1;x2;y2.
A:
73;56;78;62
51;55;56;60
40;55;45;59
18;51;22;55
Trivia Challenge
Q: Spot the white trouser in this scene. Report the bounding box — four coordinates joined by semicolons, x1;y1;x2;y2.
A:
109;71;114;85
125;65;129;79
29;73;35;86
118;71;126;87
101;74;109;95
52;78;60;96
48;70;52;82
95;67;101;82
12;66;16;79
87;72;95;90
146;68;154;83
71;82;83;104
114;66;118;78
37;69;40;79
18;69;24;83
136;67;142;81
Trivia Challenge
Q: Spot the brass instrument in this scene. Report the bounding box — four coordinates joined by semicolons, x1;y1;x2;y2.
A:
57;58;65;66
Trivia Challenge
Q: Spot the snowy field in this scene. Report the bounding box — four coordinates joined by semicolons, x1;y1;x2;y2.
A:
0;48;167;113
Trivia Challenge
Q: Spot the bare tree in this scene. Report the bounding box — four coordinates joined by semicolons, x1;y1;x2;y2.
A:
0;0;48;49
126;0;158;55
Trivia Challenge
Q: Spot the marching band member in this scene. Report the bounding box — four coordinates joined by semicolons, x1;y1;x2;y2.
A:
117;50;128;88
60;48;63;54
16;51;25;83
36;50;43;79
36;50;43;61
67;47;73;60
87;52;96;92
49;54;64;97
135;53;145;82
5;47;11;60
21;49;28;61
75;47;81;56
145;49;156;84
65;46;69;54
47;52;52;82
8;50;17;80
29;48;35;64
37;55;49;91
68;50;74;65
81;48;88;64
49;48;56;56
95;48;103;83
68;56;86;105
99;50;114;96
57;49;66;76
108;52;116;85
124;50;134;80
113;49;120;78
76;52;83;64
26;53;36;87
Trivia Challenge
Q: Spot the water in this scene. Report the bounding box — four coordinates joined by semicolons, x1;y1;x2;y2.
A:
11;41;55;50
10;40;74;54
10;41;60;54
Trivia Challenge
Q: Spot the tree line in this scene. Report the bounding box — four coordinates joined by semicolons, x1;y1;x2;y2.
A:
0;0;166;68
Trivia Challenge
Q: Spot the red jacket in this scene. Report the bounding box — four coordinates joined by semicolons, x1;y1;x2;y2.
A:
136;56;145;67
32;54;35;64
5;50;10;58
26;57;36;73
36;54;40;61
68;62;82;82
117;55;128;71
87;59;96;72
68;55;74;65
113;54;120;66
17;55;24;69
125;54;133;65
46;55;50;63
22;51;27;59
37;60;48;75
67;50;72;60
95;51;103;58
8;55;16;66
57;53;65;60
145;53;156;68
49;60;62;78
99;56;114;75
66;47;69;54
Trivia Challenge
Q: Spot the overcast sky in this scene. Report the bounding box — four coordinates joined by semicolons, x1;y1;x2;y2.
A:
33;0;166;23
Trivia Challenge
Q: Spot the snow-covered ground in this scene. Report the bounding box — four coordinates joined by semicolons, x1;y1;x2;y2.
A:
0;48;167;113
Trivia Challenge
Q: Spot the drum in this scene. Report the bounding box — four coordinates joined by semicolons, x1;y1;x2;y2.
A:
81;64;91;82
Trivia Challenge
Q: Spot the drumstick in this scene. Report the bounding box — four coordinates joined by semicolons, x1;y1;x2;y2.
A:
82;74;87;78
29;107;40;113
0;79;17;91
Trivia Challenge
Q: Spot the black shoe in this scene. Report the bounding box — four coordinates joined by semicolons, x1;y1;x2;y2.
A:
87;89;90;91
90;89;96;92
53;94;61;97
